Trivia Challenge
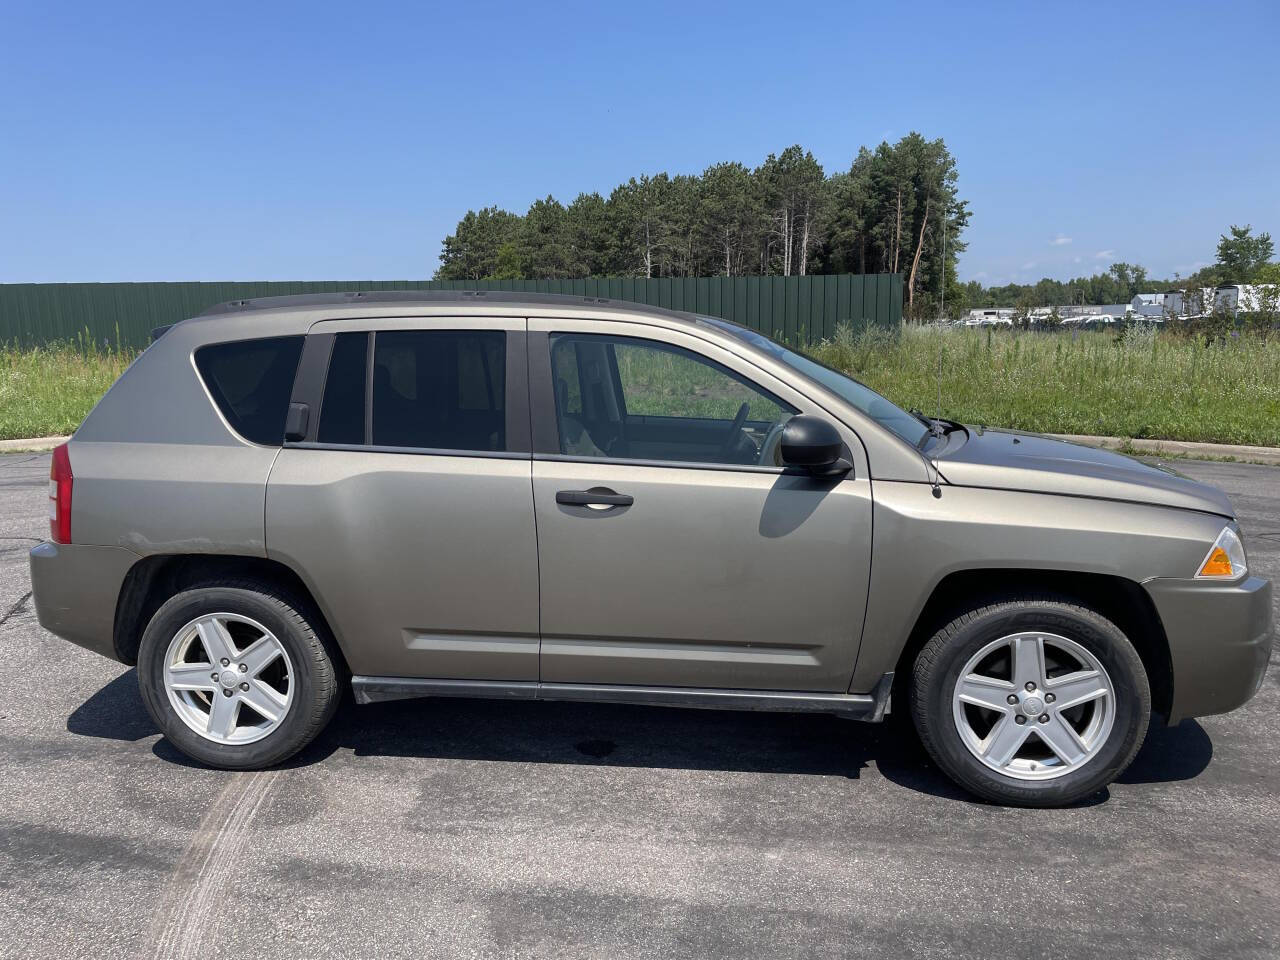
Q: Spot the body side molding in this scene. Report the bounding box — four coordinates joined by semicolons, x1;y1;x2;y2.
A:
351;674;894;720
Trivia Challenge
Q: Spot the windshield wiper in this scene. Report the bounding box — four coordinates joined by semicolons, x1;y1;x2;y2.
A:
909;408;946;448
908;408;938;429
934;417;968;438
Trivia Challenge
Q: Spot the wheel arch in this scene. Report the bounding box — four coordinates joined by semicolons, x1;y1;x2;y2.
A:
892;568;1174;721
113;554;351;676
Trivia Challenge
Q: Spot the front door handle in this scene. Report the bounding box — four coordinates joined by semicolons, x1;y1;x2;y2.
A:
556;488;634;508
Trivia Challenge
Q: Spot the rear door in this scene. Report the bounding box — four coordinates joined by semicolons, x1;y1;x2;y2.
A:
528;318;874;693
265;316;539;681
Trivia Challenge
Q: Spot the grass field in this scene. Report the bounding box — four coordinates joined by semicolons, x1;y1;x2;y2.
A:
0;344;135;440
1;326;1278;446
809;325;1280;447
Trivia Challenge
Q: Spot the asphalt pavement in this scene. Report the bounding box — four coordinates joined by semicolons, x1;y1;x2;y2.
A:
0;452;1276;959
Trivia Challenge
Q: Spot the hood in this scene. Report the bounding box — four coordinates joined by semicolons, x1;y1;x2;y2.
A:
936;428;1235;518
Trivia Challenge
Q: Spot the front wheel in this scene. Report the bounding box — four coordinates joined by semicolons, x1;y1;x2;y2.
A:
137;581;342;769
911;598;1150;807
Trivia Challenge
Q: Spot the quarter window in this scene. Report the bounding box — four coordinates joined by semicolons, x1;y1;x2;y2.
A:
548;334;795;466
195;335;303;446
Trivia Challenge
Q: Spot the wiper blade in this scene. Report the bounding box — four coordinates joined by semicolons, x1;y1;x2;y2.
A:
909;408;947;447
908;408;936;429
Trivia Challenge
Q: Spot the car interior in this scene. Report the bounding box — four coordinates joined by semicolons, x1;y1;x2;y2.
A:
549;334;795;466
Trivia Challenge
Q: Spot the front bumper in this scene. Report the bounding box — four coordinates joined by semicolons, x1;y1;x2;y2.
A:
29;541;139;663
1144;575;1273;722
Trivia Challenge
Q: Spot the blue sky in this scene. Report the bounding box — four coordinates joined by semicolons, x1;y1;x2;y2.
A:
2;0;1276;285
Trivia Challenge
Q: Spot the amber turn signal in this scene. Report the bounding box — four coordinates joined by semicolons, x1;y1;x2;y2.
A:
1198;547;1233;577
1195;527;1247;579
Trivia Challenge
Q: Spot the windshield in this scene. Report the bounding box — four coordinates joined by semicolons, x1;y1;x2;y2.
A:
697;316;930;446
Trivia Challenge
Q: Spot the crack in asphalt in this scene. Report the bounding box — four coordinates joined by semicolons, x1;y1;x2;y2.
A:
0;591;32;627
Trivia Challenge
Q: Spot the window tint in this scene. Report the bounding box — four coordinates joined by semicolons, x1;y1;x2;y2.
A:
549;334;796;466
371;330;506;451
195;336;303;445
317;332;367;444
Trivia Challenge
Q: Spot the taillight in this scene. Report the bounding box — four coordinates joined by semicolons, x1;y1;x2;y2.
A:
49;442;72;544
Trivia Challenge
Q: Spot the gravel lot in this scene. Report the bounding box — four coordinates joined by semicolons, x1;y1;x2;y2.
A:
0;452;1276;959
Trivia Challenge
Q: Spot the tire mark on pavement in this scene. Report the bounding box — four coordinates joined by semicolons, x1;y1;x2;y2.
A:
0;455;41;469
0;591;32;627
148;770;281;960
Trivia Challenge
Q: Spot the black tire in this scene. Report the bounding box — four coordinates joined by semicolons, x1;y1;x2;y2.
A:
137;580;342;769
911;597;1150;807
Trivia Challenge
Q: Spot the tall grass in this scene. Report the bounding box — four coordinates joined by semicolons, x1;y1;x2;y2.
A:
809;325;1280;446
0;340;137;440
1;327;1277;446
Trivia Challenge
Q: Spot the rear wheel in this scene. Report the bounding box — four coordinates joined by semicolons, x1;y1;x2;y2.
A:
137;581;341;769
911;598;1150;806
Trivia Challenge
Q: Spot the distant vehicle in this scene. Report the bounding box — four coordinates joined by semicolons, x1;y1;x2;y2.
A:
962;308;1016;326
29;292;1272;806
1062;314;1121;326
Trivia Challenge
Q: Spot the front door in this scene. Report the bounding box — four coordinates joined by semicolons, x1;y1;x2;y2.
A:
529;319;873;693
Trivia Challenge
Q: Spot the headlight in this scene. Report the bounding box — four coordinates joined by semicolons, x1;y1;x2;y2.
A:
1195;525;1248;579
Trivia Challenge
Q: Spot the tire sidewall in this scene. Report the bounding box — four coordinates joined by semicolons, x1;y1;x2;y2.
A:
138;586;324;769
917;602;1150;806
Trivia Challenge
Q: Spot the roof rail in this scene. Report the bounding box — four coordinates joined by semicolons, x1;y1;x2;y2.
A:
196;289;693;320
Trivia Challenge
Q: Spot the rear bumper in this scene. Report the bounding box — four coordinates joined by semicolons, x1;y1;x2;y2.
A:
1144;575;1273;722
29;541;138;663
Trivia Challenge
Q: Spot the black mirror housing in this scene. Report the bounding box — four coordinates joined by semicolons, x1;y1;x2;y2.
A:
780;415;851;477
284;402;310;443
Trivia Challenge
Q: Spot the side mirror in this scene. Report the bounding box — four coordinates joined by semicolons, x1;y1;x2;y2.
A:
780;415;852;477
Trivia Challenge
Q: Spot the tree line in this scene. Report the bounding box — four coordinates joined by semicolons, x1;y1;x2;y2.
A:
959;263;1174;314
435;133;969;317
956;224;1276;315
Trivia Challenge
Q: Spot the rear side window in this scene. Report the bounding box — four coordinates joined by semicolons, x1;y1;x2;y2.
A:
317;332;367;444
195;336;303;445
364;330;506;451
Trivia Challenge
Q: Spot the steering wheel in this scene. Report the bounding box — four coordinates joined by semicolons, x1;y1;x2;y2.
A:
756;418;788;466
719;402;751;460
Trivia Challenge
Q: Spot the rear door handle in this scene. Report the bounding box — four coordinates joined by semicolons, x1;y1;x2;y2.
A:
556;488;634;508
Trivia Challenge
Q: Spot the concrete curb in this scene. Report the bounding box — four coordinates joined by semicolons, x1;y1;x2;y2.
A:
1;432;1277;464
1048;434;1280;466
0;436;70;453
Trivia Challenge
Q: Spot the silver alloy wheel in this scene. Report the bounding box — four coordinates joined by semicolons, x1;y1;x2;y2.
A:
162;613;294;745
952;631;1115;781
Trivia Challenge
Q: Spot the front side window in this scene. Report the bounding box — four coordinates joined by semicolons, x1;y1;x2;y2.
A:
549;334;795;466
371;330;506;451
195;335;303;445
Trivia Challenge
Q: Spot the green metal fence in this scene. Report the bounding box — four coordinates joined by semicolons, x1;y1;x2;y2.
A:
0;274;901;350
